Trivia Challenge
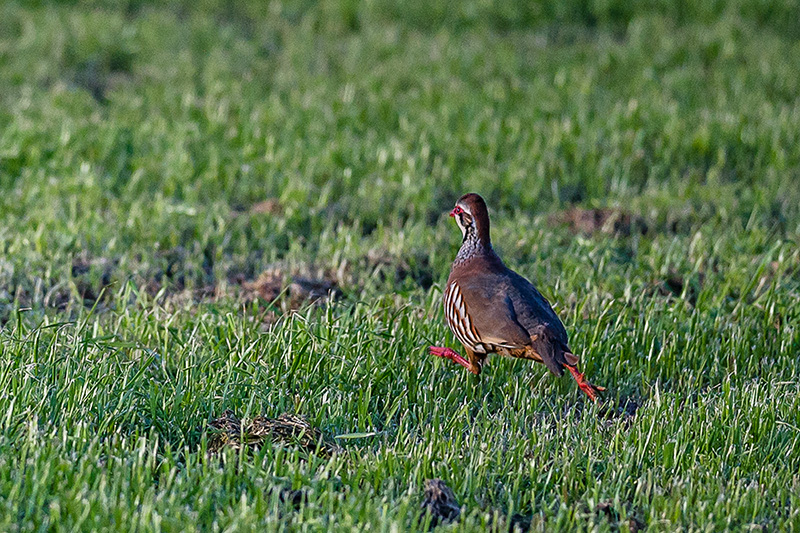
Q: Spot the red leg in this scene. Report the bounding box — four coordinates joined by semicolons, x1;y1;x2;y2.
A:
428;346;480;375
567;365;606;402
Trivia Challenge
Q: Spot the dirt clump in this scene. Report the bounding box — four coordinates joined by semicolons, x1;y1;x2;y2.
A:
240;267;341;310
249;198;283;216
597;501;646;532
420;479;461;528
552;207;648;237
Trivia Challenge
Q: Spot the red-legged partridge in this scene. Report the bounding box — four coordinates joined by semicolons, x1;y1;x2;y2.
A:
428;193;605;401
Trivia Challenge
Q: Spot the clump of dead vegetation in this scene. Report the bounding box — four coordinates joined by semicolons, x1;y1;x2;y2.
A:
207;410;342;457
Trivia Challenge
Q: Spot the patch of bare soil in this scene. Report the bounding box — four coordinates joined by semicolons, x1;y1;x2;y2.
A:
240;269;284;302
3;254;118;317
207;410;342;457
3;244;345;324
276;487;309;508
419;479;461;528
142;259;341;327
365;249;434;290
600;397;641;428
655;269;705;307
551;207;648;237
71;254;116;306
72;53;134;103
239;267;342;310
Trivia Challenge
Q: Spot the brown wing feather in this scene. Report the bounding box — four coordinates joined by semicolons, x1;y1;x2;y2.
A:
448;277;531;350
451;261;577;376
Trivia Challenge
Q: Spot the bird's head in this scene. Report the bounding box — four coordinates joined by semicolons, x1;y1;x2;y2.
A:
450;193;491;246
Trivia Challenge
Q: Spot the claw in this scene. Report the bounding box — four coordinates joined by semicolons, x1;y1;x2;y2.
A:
567;365;606;402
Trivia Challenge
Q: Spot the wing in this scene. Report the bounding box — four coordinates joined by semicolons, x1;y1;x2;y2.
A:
454;268;574;376
452;274;533;350
503;269;569;346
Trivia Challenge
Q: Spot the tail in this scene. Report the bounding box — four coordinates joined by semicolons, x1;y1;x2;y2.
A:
529;330;577;377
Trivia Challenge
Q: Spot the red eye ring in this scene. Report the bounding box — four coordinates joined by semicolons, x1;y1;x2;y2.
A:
449;206;464;217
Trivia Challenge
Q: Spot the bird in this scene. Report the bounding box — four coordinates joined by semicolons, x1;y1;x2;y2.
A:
428;193;605;401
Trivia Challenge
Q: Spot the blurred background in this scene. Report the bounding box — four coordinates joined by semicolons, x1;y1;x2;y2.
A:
1;0;799;310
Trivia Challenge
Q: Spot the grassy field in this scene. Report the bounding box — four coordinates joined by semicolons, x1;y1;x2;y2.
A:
1;0;800;530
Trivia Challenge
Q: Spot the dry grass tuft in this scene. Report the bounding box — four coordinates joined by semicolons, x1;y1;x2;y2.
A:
207;410;342;457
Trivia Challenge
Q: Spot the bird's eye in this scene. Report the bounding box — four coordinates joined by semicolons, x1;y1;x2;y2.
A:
453;206;463;215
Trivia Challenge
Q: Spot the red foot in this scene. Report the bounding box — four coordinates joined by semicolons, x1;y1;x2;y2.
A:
428;346;479;374
567;365;606;402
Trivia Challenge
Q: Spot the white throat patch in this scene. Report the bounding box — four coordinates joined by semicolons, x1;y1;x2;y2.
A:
454;214;466;237
454;204;471;237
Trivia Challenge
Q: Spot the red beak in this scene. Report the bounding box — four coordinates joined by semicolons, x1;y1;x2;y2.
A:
449;209;456;217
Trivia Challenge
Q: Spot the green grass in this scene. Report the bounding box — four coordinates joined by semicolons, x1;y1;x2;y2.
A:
1;0;800;530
